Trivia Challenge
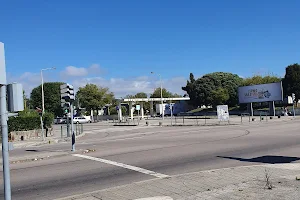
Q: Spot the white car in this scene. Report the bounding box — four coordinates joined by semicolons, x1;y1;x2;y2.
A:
73;117;91;124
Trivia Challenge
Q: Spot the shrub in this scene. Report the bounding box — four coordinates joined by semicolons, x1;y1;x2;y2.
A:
110;106;127;116
8;110;54;133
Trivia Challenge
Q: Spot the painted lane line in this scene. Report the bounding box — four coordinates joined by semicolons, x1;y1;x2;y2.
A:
73;154;170;179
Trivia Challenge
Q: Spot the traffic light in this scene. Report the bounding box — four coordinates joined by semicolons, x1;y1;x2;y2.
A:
64;108;69;114
60;83;75;102
60;83;74;114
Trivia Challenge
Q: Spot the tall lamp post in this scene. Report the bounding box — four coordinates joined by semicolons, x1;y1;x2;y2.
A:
151;72;164;120
41;67;56;114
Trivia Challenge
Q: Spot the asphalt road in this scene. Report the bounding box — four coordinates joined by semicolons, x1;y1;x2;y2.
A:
1;119;300;199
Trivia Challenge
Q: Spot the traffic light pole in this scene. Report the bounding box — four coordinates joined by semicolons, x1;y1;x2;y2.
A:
1;85;12;200
70;102;75;151
66;117;70;137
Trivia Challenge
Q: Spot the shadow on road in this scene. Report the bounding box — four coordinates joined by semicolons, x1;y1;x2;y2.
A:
217;155;300;164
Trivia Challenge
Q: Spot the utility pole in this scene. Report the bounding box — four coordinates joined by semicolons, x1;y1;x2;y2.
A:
1;42;11;200
41;67;56;114
1;85;11;200
1;42;24;200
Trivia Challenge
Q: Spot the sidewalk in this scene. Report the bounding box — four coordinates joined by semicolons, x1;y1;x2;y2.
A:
56;163;300;200
5;125;86;149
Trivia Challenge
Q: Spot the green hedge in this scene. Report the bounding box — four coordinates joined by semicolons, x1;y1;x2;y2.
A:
8;110;54;133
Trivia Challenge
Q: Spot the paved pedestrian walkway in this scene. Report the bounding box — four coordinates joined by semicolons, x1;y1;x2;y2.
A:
56;163;300;200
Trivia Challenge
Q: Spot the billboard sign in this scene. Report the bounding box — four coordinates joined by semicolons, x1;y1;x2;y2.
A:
217;105;229;121
238;82;283;103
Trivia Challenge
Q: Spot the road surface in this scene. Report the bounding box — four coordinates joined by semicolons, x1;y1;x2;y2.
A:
1;119;300;199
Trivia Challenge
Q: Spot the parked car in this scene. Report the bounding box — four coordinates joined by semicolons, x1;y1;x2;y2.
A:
54;117;66;124
73;117;91;124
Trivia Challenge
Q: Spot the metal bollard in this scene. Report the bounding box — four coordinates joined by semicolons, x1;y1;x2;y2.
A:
61;126;63;138
81;124;83;134
75;124;78;136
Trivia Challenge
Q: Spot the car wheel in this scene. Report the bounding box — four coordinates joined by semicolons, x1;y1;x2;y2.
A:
76;121;79;124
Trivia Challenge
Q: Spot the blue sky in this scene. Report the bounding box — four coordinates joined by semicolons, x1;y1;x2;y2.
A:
1;0;300;96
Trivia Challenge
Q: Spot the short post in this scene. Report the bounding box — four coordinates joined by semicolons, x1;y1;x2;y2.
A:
183;116;185;125
61;126;63;138
75;124;78;136
196;115;199;126
293;103;296;118
81;124;83;134
40;115;44;141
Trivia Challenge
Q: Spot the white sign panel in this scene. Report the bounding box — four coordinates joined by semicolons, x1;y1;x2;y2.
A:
217;105;229;121
0;42;7;84
136;105;141;111
238;82;283;103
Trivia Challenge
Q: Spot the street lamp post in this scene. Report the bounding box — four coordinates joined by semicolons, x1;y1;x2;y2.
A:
41;67;56;114
151;72;164;120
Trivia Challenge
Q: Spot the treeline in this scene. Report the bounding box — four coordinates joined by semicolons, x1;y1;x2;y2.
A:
182;63;300;108
24;63;300;117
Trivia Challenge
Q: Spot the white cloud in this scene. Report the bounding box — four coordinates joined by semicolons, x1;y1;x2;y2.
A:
60;64;104;78
61;66;89;77
10;65;187;99
72;76;187;98
7;72;42;96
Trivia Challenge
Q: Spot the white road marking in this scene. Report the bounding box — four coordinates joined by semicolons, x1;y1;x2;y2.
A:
73;154;170;179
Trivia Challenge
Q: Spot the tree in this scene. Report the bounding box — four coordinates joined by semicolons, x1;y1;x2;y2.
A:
182;72;243;107
76;84;114;112
150;88;174;98
135;92;148;98
283;63;300;101
242;75;282;86
30;82;64;117
211;87;230;107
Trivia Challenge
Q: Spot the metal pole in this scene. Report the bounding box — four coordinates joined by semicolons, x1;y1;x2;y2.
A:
293;103;296;118
170;104;173;126
273;101;276;117
160;74;164;121
138;110;140;125
61;126;63;138
71;102;75;151
1;85;12;200
41;70;45;114
40;115;44;141
66;116;70;137
250;102;253;117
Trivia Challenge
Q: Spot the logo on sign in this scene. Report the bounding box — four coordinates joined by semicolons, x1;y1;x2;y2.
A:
245;88;271;100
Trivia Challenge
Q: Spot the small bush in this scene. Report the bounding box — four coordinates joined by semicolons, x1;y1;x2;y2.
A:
110;106;127;116
8;110;54;133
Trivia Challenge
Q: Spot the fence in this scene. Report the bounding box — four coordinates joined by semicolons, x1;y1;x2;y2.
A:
60;123;84;138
